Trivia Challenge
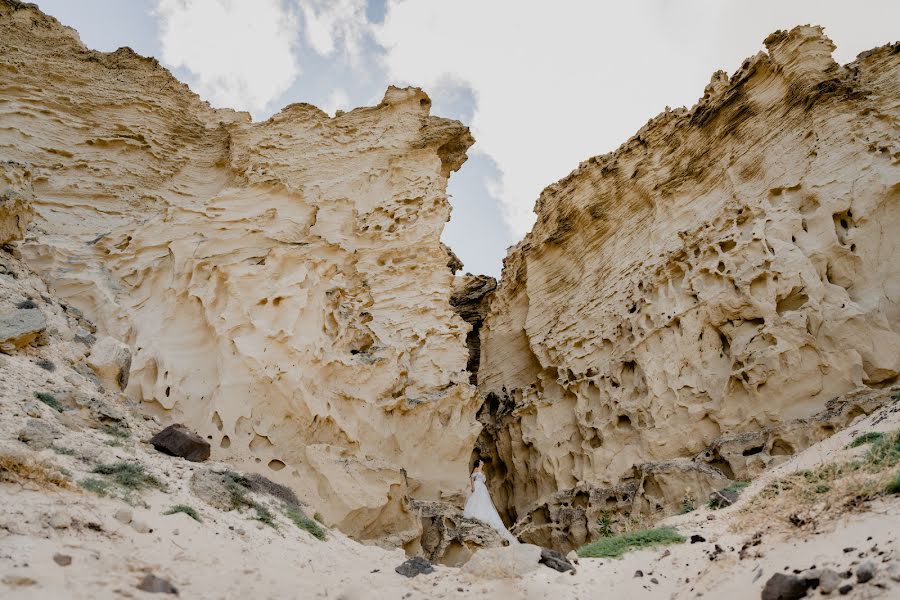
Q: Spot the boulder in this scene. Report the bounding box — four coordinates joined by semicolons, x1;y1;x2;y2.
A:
539;547;575;573
761;573;811;600
85;336;132;390
150;424;210;462
394;556;434;578
136;574;178;595
462;544;542;579
0;309;46;350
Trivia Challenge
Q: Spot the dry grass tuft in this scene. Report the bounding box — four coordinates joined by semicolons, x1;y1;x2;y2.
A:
737;429;900;532
0;454;71;489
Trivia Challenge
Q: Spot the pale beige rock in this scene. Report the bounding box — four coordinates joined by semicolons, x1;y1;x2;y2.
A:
462;543;542;579
0;1;480;544
85;336;131;391
478;26;900;547
0;161;33;245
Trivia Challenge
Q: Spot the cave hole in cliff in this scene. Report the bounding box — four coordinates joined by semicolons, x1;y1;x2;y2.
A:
709;459;735;480
770;439;794;456
268;459;286;471
742;445;764;457
165;386;170;398
616;415;633;429
212;412;223;431
220;435;231;449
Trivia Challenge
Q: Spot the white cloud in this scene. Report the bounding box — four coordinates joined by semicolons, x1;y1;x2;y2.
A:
377;0;900;237
156;0;301;116
299;0;369;61
321;88;351;116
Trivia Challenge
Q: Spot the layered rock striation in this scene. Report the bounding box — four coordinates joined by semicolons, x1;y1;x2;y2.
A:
0;0;481;545
477;27;900;549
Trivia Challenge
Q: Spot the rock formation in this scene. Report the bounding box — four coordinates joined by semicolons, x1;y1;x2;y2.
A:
0;0;481;545
477;26;900;550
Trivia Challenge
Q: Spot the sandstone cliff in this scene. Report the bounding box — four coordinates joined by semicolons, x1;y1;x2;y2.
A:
0;0;481;545
477;26;900;549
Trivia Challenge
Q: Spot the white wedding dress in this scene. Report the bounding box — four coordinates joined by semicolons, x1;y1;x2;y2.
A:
463;472;518;544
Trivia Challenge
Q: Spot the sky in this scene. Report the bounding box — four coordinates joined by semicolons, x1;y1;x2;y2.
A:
36;1;900;277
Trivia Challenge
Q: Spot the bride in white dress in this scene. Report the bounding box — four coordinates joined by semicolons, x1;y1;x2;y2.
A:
463;460;518;544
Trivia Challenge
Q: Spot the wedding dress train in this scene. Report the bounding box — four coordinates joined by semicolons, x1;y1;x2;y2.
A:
463;472;518;544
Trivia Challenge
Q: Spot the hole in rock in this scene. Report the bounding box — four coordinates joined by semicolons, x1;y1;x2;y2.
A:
165;386;170;398
710;459;736;480
770;439;794;456
776;288;809;314
617;415;633;429
220;435;231;449
268;459;286;471
742;445;764;457
212;412;223;431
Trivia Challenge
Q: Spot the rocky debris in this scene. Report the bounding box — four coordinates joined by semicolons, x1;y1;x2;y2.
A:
462;544;543;579
0;308;46;350
410;500;505;566
761;573;811;600
17;418;62;450
52;553;72;566
150;424;210;462
85;336;131;391
691;535;706;544
73;326;95;346
856;559;876;583
539;547;575;573
115;508;133;524
137;574;178;595
394;556;434;578
48;510;71;530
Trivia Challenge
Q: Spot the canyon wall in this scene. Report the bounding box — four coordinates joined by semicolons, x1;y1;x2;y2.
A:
0;0;481;545
477;26;900;550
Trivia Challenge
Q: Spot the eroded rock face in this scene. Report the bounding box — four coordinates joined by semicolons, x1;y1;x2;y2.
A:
0;1;480;545
408;499;506;566
0;161;33;245
450;275;497;384
478;26;900;549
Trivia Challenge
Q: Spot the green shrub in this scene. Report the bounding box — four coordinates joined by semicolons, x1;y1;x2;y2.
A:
863;430;900;470
284;505;326;540
51;446;76;456
33;391;64;412
596;511;613;537
847;432;885;448
680;492;695;514
164;504;201;522
885;472;900;495
92;461;165;491
79;477;111;496
254;503;277;528
101;424;130;439
577;527;685;559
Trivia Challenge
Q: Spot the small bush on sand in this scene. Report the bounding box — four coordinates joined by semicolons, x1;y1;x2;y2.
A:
680;492;696;514
596;511;613;537
863;430;900;470
101;424;130;440
92;461;165;491
78;477;111;496
0;454;70;488
164;504;201;522
51;446;76;456
847;431;885;448
33;391;65;413
254;503;277;528
284;505;326;540
577;527;685;559
885;473;900;495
